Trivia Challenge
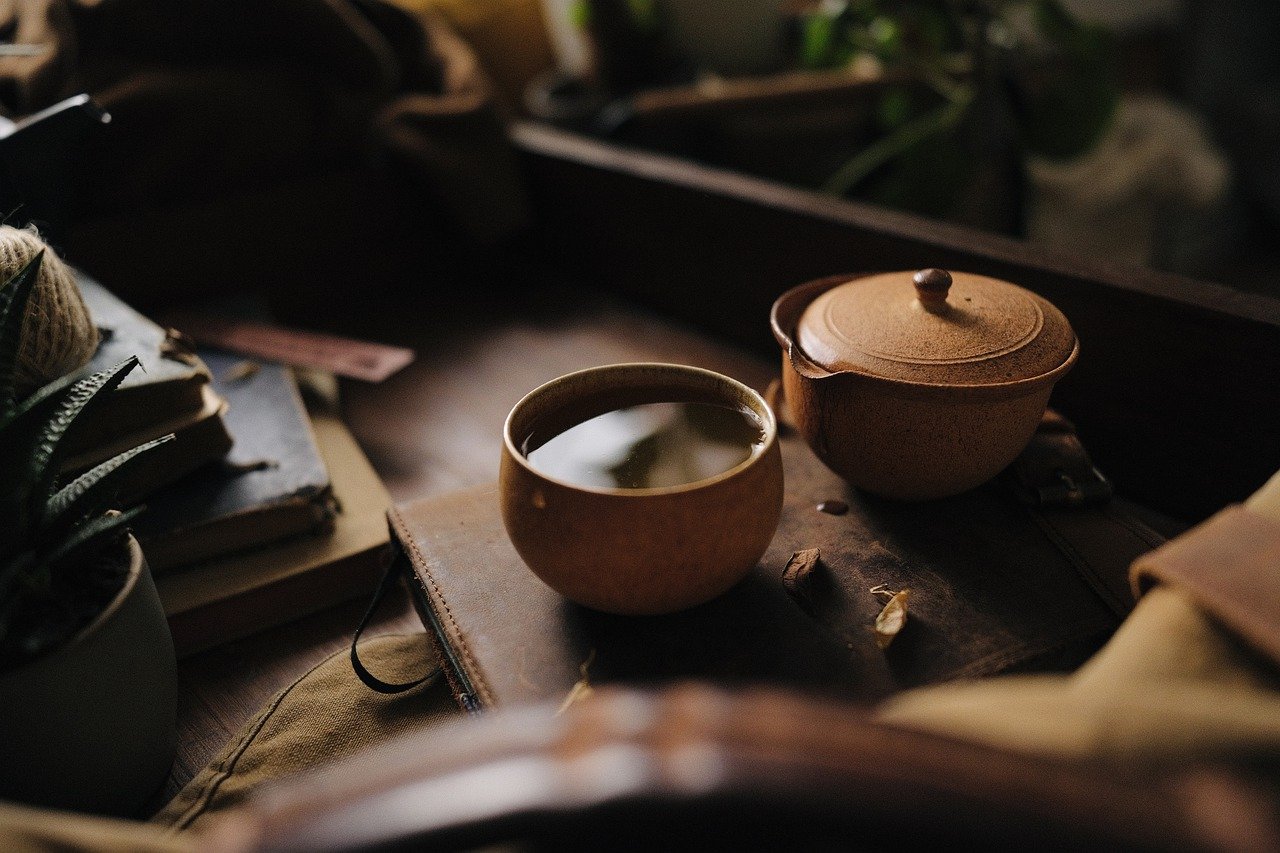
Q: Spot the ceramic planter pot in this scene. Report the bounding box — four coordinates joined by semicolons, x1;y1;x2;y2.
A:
0;534;177;815
772;270;1078;501
501;363;783;615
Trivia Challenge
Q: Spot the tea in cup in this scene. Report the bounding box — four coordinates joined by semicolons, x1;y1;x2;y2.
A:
500;363;783;614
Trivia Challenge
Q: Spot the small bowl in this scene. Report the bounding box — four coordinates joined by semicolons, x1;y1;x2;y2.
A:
500;363;783;615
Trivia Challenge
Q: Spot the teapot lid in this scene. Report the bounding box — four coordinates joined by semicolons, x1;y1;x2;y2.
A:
795;269;1077;386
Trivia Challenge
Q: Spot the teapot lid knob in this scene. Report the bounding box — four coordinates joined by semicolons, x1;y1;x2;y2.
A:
913;268;952;309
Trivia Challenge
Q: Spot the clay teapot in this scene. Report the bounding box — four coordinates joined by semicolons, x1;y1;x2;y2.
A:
771;269;1078;500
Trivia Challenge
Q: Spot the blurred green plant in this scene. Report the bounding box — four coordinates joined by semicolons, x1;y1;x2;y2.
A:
571;0;661;32
800;0;1118;218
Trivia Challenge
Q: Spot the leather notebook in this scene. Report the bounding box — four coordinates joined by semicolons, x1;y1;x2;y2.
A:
392;419;1167;711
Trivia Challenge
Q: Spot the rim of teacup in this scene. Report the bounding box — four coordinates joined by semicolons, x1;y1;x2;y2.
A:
503;362;778;497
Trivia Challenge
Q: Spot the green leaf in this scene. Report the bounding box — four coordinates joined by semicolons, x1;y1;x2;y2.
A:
801;13;839;69
0;374;94;554
0;251;45;419
27;356;140;507
41;434;173;539
0;371;88;553
0;357;140;554
825;92;971;196
44;507;141;577
1;364;86;431
867;16;902;60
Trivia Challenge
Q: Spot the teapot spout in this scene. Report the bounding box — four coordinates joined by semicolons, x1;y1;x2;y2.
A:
771;275;856;381
788;342;835;379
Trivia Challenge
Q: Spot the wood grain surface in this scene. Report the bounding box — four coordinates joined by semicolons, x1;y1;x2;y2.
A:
167;123;1280;810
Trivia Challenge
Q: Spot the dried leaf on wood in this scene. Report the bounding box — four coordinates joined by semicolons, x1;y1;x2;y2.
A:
556;649;596;716
782;548;821;589
555;679;594;716
874;589;910;650
782;548;822;612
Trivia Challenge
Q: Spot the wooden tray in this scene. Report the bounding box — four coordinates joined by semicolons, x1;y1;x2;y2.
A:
509;121;1280;524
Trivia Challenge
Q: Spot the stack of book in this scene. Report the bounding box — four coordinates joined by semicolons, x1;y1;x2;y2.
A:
68;280;233;499
73;273;391;656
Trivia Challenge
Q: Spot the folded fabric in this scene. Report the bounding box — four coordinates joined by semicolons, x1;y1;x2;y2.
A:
0;801;190;853
154;633;458;834
880;474;1280;772
879;586;1280;768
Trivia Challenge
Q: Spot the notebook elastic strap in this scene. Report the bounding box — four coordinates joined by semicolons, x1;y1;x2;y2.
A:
351;554;438;694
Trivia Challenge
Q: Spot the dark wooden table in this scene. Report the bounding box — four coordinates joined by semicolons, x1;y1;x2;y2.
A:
166;121;1280;806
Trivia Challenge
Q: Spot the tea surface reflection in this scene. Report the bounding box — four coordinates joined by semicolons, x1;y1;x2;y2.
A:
525;401;764;490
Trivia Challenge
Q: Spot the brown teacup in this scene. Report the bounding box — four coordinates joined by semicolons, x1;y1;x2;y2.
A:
500;363;783;615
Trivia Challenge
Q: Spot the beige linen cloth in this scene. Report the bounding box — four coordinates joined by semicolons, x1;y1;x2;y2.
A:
2;477;1279;848
0;634;456;850
879;472;1280;768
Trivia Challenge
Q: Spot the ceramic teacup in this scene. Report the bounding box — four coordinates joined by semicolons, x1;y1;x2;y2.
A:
500;363;783;615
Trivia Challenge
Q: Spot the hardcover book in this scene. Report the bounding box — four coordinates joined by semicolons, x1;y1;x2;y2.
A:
72;275;216;446
134;351;335;571
156;408;392;657
64;273;233;492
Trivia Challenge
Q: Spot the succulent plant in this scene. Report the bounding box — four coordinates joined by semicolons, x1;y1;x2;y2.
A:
0;251;170;669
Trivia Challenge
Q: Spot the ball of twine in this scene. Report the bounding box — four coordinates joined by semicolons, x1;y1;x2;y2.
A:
0;226;100;398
